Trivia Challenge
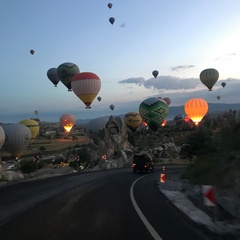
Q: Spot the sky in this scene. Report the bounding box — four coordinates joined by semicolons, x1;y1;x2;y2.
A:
1;0;240;123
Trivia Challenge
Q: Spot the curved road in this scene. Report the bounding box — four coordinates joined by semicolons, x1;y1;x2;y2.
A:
0;166;215;240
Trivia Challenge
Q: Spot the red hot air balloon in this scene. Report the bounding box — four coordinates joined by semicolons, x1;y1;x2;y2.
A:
71;72;101;109
108;3;112;9
30;49;35;55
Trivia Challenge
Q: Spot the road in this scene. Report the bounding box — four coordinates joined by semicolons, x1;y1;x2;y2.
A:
0;166;214;240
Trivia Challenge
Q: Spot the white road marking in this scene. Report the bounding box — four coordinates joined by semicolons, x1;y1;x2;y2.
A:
130;176;163;240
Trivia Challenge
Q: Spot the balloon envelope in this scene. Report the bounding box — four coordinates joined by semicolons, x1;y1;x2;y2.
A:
124;112;143;132
152;70;159;79
110;104;115;111
60;114;76;132
221;82;226;88
108;3;112;8
97;96;102;102
47;68;60;87
217;96;221;100
30;49;35;55
163;97;171;105
71;72;101;108
200;68;219;91
139;97;168;131
57;62;80;91
2;123;31;159
34;110;38;115
86;116;110;143
0;125;5;150
109;17;115;25
184;98;208;125
19;119;39;143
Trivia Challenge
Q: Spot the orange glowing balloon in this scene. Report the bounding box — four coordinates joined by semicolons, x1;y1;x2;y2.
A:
184;98;208;125
60;114;76;132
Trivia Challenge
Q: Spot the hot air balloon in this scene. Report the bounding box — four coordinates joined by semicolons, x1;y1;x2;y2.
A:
60;114;76;132
109;17;115;25
2;123;31;159
217;95;221;100
124;112;143;132
200;68;219;91
57;62;80;91
108;3;112;9
173;114;184;122
184;98;208;125
86;116;110;143
139;97;168;131
163;97;171;105
0;125;5;150
97;96;102;102
47;68;60;87
34;110;38;116
152;70;159;79
30;49;35;55
71;72;101;109
221;82;226;88
110;104;115;111
19;119;39;144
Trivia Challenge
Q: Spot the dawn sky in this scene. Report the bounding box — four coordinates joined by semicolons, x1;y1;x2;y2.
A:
1;0;240;123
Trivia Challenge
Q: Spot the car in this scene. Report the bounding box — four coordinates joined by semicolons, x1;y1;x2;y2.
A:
132;153;154;173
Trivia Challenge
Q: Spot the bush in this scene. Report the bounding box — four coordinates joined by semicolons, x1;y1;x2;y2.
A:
39;146;46;151
19;159;43;174
180;127;215;158
72;147;91;169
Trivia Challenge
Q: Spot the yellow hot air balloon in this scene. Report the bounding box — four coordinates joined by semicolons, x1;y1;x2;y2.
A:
124;112;143;132
184;98;208;125
200;68;219;91
71;72;101;109
19;119;39;144
60;114;76;132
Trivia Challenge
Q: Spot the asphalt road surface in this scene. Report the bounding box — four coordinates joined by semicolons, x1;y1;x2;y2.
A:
0;166;216;240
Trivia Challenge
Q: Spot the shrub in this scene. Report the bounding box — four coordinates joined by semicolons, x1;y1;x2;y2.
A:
19;159;43;174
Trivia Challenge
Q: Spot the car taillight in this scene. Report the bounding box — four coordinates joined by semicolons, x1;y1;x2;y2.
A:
132;163;136;168
144;165;147;168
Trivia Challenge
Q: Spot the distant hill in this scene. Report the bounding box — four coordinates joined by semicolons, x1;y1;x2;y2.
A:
75;103;240;125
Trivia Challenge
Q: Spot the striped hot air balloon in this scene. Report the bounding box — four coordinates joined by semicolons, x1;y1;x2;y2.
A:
71;72;101;108
124;112;143;132
184;98;208;125
200;68;219;91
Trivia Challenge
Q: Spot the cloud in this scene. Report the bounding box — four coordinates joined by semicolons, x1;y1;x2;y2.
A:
215;53;237;61
118;77;145;86
170;65;195;71
119;76;200;90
